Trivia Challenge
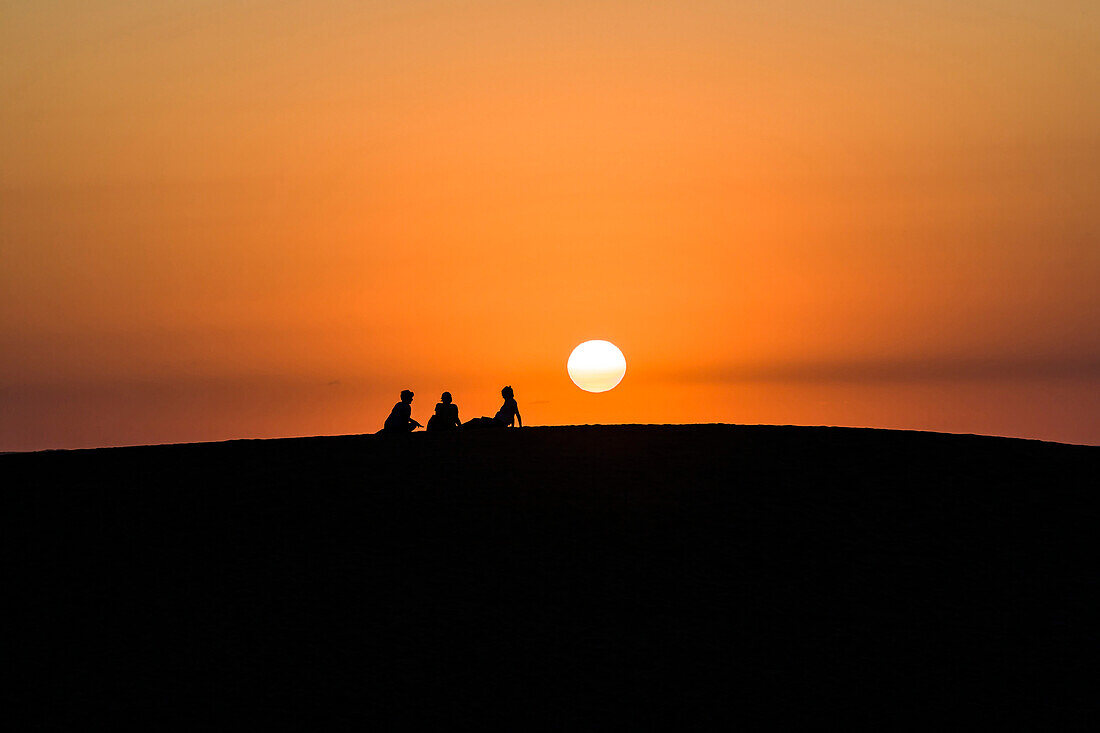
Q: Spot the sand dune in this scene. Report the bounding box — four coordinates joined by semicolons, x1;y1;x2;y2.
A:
5;425;1097;726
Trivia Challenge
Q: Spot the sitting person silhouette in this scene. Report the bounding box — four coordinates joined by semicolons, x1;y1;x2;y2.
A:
465;386;522;428
426;391;461;432
381;389;421;433
495;385;522;427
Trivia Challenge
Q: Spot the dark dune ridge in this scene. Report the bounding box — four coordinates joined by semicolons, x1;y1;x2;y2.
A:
5;424;1098;726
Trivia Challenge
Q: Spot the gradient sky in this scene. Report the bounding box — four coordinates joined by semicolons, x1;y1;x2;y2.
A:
2;0;1098;450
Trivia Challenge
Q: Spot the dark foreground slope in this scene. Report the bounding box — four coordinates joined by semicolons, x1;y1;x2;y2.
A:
5;425;1098;727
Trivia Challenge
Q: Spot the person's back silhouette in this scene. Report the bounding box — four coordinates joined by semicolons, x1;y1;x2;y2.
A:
381;389;421;433
426;391;461;432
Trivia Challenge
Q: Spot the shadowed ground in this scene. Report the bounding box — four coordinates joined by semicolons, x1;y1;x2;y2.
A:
5;425;1098;727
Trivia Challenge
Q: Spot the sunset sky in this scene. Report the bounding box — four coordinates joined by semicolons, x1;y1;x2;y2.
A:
2;0;1098;450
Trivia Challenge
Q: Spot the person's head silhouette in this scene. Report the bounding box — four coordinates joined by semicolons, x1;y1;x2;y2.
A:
441;391;452;404
400;389;414;404
501;386;514;400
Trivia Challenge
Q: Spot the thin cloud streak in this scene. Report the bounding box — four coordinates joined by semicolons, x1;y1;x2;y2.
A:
674;356;1100;384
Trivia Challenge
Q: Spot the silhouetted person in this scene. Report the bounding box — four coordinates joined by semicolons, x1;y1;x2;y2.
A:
382;389;421;433
426;391;461;432
465;385;522;428
495;385;522;427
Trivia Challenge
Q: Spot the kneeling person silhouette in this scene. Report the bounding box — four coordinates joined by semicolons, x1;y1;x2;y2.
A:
381;389;421;433
426;392;461;432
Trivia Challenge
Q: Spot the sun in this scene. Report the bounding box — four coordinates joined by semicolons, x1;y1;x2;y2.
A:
567;340;627;393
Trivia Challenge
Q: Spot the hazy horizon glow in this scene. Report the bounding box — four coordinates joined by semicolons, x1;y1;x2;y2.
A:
2;1;1099;450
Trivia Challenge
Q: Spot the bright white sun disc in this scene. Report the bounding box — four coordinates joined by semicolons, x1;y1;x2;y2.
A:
567;340;627;393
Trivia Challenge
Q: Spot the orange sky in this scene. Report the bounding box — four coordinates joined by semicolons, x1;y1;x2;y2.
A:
2;0;1099;450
